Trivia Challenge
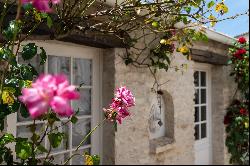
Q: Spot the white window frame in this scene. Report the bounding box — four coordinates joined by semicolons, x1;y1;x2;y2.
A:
6;40;103;164
193;63;213;165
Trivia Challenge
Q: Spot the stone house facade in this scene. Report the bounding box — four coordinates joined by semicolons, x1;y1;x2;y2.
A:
1;29;237;165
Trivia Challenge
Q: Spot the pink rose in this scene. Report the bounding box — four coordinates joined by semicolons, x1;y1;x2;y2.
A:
21;0;60;13
19;74;80;119
104;86;135;124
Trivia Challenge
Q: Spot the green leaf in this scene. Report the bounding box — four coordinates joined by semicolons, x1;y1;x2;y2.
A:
48;133;64;148
70;116;78;124
0;134;15;145
92;155;100;165
47;16;53;29
22;43;38;60
39;47;47;65
21;66;34;80
40;13;48;19
207;1;215;8
20;104;30;118
15;141;32;160
184;7;191;14
2;20;21;40
0;48;17;66
182;16;188;24
23;3;33;11
8;102;20;113
47;112;60;125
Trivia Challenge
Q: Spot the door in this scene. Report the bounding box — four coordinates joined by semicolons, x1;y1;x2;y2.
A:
193;65;212;165
7;41;102;165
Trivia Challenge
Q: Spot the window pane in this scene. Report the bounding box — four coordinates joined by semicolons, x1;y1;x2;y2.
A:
194;89;199;104
72;89;91;116
194;71;199;87
201;123;207;139
200;72;206;87
52;153;70;165
48;56;71;81
72;118;91;148
195;107;199;122
201;106;207;121
17;124;45;148
73;58;92;86
72;148;91;165
195;124;200;140
201;89;206;104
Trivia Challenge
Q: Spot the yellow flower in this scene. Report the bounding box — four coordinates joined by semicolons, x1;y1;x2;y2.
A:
84;155;94;165
208;15;217;27
178;46;189;54
245;122;249;129
160;39;172;45
215;2;228;14
2;88;15;105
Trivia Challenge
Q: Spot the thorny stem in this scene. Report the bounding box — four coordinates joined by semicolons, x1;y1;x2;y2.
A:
63;118;107;165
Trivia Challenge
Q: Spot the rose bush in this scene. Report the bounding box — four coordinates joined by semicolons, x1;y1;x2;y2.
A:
225;37;249;165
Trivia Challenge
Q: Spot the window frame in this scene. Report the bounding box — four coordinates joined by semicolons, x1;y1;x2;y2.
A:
6;40;103;164
193;63;213;164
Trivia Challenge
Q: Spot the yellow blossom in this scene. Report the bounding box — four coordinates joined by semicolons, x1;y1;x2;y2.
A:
208;15;217;27
178;46;189;54
245;122;249;129
215;2;228;14
84;155;94;165
160;39;172;45
1;88;15;105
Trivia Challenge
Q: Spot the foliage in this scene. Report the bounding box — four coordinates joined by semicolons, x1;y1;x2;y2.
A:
225;37;249;165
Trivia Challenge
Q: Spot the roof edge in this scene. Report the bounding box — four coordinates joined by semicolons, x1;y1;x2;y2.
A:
175;22;236;46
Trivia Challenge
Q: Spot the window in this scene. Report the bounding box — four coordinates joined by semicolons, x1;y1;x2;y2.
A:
194;71;208;141
7;41;102;165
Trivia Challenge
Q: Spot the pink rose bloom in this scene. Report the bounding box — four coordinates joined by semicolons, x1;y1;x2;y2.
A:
114;86;135;108
21;0;60;13
50;75;80;117
19;74;80;119
105;86;135;124
19;75;56;119
115;107;130;124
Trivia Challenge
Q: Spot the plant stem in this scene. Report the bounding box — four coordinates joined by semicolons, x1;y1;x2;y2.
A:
16;0;22;20
63;118;107;165
76;118;106;151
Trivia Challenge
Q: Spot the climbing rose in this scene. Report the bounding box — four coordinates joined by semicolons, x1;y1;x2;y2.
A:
238;37;247;44
21;0;60;13
19;74;79;119
233;48;247;59
240;108;248;116
104;86;135;124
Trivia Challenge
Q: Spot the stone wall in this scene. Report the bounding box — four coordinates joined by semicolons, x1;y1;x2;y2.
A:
102;39;235;165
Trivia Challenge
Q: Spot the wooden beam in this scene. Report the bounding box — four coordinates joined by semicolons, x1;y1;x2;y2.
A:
191;49;229;65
